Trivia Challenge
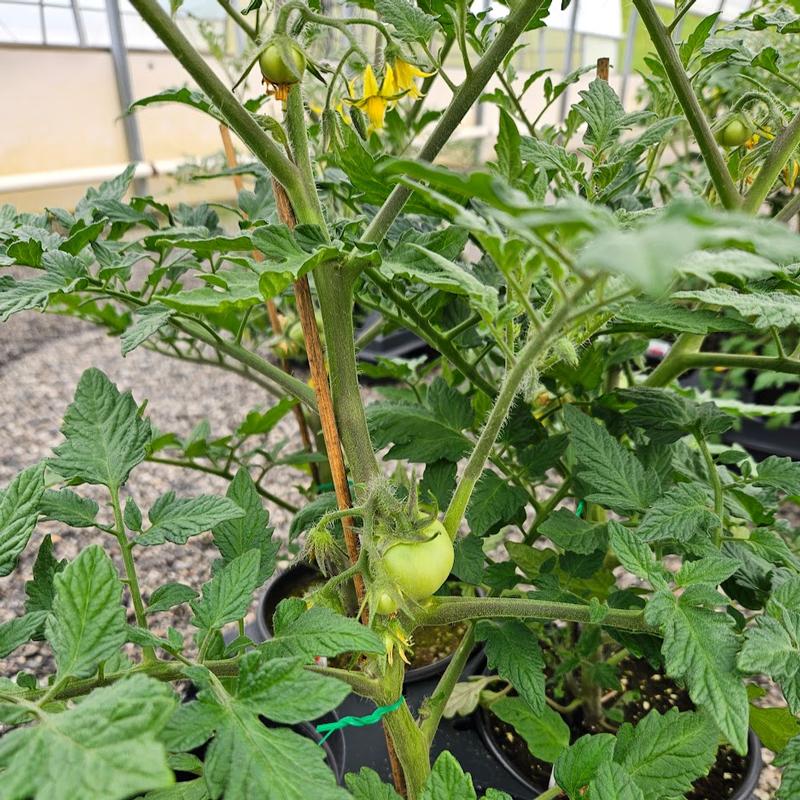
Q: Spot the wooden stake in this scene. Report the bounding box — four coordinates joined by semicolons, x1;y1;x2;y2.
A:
218;124;319;484
271;178;367;613
596;57;610;81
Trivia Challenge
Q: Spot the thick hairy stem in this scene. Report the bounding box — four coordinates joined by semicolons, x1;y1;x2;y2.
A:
271;179;368;612
643;332;704;387
128;0;301;198
632;0;741;210
381;701;430;799
443;295;581;539
742;109;800;213
418;597;657;634
361;0;551;244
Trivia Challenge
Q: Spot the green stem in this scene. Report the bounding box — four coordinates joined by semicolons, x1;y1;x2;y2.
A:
363;270;496;397
418;596;656;634
632;0;741;210
695;434;723;546
649;349;800;386
128;0;301;199
381;701;431;799
742;110;800;214
146;456;298;512
361;0;551;244
419;623;475;744
776;191;800;223
667;0;698;34
216;0;257;40
110;487;155;663
305;663;380;697
443;288;586;539
497;72;537;137
174;319;318;410
537;786;564;800
643;332;705;387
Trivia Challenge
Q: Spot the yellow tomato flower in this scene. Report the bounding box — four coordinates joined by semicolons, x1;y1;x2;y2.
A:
349;64;397;130
784;159;800;190
393;58;434;99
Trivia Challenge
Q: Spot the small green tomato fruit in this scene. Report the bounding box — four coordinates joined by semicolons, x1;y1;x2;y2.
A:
381;519;454;606
716;117;752;148
259;39;306;87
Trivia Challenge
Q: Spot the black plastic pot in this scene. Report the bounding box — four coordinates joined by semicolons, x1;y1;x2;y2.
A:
476;705;763;800
356;311;430;364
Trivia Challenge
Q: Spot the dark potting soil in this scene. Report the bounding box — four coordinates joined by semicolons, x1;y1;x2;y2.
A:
485;658;748;799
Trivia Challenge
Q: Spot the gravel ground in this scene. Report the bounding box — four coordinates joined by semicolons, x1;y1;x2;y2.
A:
0;311;785;795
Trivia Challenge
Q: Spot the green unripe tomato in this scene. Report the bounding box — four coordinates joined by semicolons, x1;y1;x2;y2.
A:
259;39;306;86
716;117;751;148
379;520;454;613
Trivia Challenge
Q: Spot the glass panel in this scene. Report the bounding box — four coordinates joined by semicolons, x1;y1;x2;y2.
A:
0;4;43;43
81;6;109;44
121;10;162;47
44;4;79;42
78;0;106;9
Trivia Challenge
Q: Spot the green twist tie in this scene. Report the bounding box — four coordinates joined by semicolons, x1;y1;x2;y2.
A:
315;697;404;745
576;499;586;518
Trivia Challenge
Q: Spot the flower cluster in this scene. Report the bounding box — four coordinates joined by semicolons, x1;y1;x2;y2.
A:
347;58;433;130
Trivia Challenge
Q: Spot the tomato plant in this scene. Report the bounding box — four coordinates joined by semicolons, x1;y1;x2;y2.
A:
2;1;800;799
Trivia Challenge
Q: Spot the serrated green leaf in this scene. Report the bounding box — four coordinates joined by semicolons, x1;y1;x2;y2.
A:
50;368;150;490
452;533;485;584
609;522;668;589
45;544;126;678
212;468;277;584
616;708;717;799
137;492;244;546
0;462;46;577
203;709;349;800
0;611;48;658
346;768;403;800
539;508;608;554
676;555;740;587
260;601;384;660
555;732;616;797
589;761;644;800
121;303;175;355
674;288;800;330
367;401;470;463
490;697;570;763
777;734;800;799
191;549;260;631
421;460;457;510
235;651;348;724
754;456;800;496
564;406;656;514
637;483;719;543
24;534;67;614
0;674;175;800
466;472;528;536
645;590;749;753
146;582;198;615
748;701;800;754
475;620;545;715
39;488;98;528
420;751;477;800
374;0;438;42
